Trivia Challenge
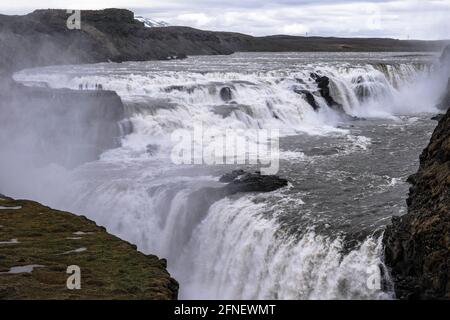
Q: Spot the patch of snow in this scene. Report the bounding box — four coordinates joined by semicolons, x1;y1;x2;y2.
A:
73;231;92;235
66;237;83;240
62;247;87;255
0;265;45;274
0;239;19;245
0;206;22;210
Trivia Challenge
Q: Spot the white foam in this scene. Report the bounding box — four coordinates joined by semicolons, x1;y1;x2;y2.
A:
176;196;393;299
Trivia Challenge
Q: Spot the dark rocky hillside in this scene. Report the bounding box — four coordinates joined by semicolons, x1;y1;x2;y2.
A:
0;8;448;72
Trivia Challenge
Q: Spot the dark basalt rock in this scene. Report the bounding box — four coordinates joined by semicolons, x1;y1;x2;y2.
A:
220;87;233;102
219;169;246;183
294;89;320;111
431;114;445;121
310;73;343;111
437;78;450;111
383;95;450;300
218;170;288;195
224;171;288;194
0;79;125;168
208;170;288;199
146;144;160;156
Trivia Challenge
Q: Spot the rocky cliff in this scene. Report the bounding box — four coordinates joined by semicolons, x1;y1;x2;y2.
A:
0;8;448;72
0;195;178;299
0;78;125;168
383;95;450;300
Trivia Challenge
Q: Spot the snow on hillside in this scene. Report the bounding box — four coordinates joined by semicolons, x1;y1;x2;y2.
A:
134;16;169;28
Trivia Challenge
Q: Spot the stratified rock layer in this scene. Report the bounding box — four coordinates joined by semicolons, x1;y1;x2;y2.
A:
0;80;125;168
0;196;178;299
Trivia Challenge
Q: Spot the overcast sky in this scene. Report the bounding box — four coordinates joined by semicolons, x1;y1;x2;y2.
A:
1;0;449;40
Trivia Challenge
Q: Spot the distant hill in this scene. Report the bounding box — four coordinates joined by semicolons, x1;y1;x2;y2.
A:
0;8;448;73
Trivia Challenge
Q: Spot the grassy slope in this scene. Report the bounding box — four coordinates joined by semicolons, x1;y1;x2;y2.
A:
0;196;178;300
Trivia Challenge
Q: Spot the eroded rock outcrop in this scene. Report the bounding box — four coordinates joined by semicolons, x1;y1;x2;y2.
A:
0;196;178;299
437;78;450;111
310;73;344;111
221;170;288;194
0;80;125;168
294;89;320;111
383;102;450;300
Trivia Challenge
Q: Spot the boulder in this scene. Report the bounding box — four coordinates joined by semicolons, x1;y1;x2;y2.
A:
431;114;444;121
310;73;343;110
219;169;245;183
146;144;160;156
219;170;288;195
220;87;233;102
224;171;288;194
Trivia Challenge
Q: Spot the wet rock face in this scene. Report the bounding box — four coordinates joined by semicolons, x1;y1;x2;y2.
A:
0;80;125;168
310;73;343;111
383;102;450;300
220;87;233;102
219;169;246;183
197;170;288;209
294;89;320;111
437;78;450;111
220;170;288;194
440;44;450;65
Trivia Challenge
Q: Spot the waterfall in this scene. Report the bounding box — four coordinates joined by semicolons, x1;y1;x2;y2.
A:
7;53;442;300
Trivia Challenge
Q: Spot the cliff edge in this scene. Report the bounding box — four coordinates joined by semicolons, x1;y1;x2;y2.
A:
0;195;178;299
383;94;450;299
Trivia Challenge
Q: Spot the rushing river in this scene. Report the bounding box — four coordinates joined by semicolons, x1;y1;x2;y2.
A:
4;52;447;299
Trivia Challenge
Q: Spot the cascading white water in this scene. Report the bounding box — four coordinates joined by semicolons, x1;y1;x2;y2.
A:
15;59;437;141
8;52;444;300
175;195;392;300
